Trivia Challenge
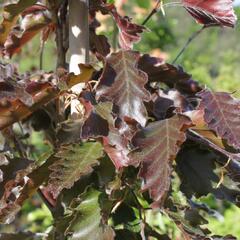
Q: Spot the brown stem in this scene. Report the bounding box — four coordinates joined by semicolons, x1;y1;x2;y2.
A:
142;0;161;26
187;129;240;162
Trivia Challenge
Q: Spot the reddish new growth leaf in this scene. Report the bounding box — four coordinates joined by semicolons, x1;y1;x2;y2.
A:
96;50;151;126
90;2;145;49
110;6;145;49
198;89;240;149
182;0;237;27
129;115;191;207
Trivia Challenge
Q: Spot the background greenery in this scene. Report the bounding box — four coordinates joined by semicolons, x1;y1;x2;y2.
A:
2;0;240;238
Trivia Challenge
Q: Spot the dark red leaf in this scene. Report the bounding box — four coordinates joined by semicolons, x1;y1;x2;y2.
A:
129;115;192;207
138;55;202;95
198;89;240;149
182;0;237;27
96;50;151;126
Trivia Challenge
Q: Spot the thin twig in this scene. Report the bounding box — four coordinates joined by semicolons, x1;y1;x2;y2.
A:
172;26;205;64
142;1;181;26
142;0;161;26
187;129;240;162
39;40;45;70
37;189;55;215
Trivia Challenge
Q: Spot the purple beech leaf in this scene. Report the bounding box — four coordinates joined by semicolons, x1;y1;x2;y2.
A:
176;145;240;206
138;55;202;95
111;10;145;50
81;102;113;139
0;156;33;199
80;99;132;169
96;50;151;126
128;115;192;207
89;2;145;49
197;89;240;150
90;31;111;58
182;0;237;27
47;142;104;199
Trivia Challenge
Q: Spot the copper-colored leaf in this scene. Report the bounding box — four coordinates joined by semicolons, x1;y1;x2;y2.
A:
4;5;52;57
96;50;151;126
0;64;94;130
186;110;225;149
182;0;237;27
197;89;240;149
0;0;37;47
129;115;192;207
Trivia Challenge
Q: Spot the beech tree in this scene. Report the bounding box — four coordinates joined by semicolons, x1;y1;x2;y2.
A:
0;0;239;239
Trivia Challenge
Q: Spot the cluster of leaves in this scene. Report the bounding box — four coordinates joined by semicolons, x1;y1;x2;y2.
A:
0;0;239;239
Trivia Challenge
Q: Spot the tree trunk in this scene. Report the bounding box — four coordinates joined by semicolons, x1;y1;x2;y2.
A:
69;0;89;118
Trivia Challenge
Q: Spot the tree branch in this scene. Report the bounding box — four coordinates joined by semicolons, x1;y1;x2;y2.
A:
142;0;161;26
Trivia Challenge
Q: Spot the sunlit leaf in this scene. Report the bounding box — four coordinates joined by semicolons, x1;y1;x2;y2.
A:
182;0;237;27
96;50;151;126
198;89;240;149
0;64;94;130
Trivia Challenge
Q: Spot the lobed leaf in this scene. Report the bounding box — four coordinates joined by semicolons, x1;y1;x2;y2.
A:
96;50;151;126
129;115;192;207
110;8;145;50
198;89;240;149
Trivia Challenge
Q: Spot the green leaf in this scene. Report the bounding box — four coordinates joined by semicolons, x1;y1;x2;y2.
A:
65;188;115;240
47;142;104;198
135;0;150;9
